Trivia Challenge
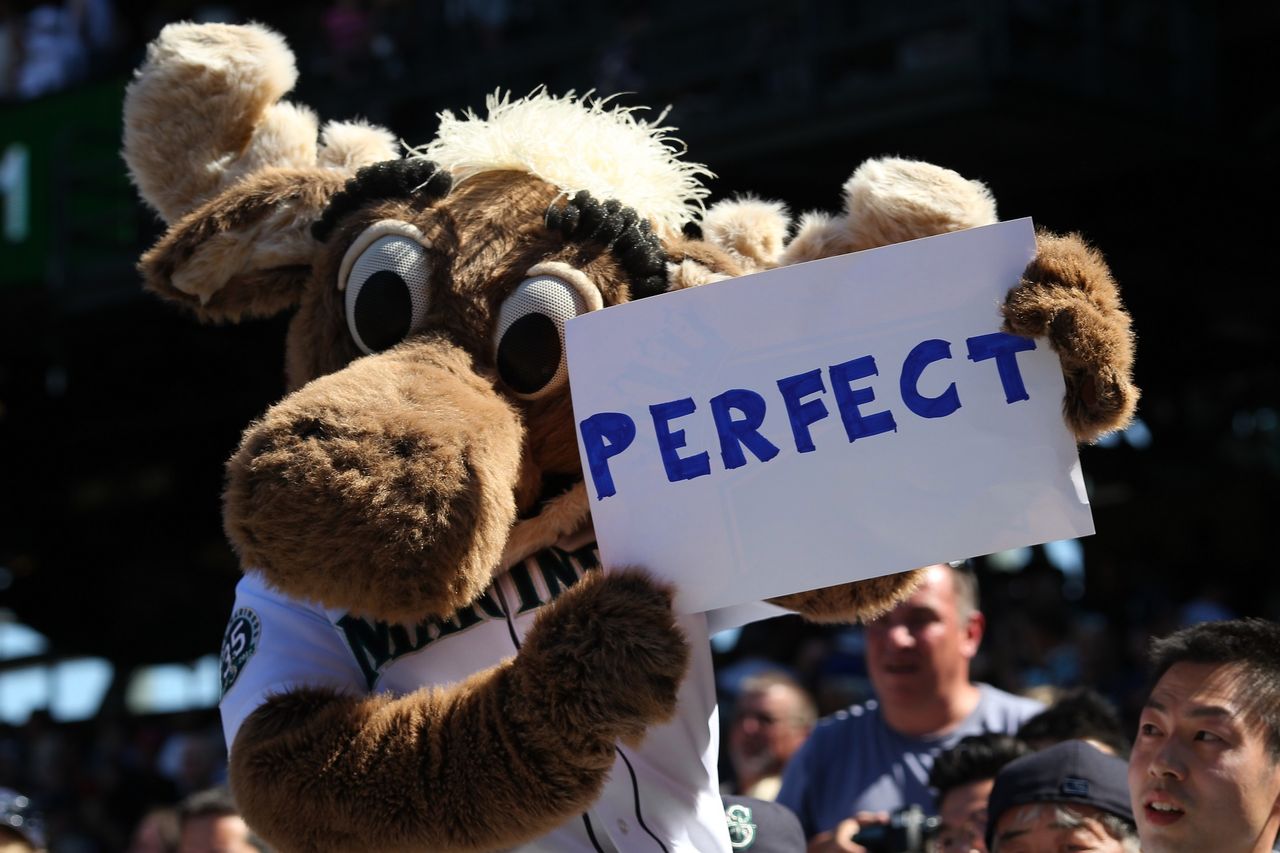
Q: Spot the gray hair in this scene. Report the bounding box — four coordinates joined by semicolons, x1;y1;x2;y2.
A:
992;803;1139;853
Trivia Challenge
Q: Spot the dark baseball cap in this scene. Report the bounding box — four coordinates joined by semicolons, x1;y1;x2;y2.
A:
723;794;806;852
985;739;1134;848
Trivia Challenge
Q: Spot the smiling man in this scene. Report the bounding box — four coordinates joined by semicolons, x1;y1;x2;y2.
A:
1129;618;1280;853
777;562;1043;851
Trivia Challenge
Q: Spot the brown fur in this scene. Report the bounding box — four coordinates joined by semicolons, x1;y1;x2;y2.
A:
770;568;926;624
139;168;348;323
231;568;689;853
224;336;525;622
1003;231;1139;443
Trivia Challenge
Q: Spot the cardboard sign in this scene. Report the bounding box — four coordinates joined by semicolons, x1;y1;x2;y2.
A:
565;218;1094;614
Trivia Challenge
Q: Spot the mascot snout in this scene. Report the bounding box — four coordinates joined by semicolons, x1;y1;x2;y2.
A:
224;335;525;622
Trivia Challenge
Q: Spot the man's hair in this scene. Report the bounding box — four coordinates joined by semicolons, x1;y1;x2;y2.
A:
947;560;980;622
929;732;1030;801
992;803;1139;853
1018;688;1131;759
737;670;817;729
177;786;239;823
1148;617;1280;760
177;786;271;852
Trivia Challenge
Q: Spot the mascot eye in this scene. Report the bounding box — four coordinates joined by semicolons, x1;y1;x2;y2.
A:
493;274;591;398
342;231;431;355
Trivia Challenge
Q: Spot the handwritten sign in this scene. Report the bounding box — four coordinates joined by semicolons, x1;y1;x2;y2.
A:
565;218;1094;614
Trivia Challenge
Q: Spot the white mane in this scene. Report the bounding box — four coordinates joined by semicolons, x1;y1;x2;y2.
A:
413;89;713;239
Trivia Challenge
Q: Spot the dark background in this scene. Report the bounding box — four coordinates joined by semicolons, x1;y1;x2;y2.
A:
0;0;1277;847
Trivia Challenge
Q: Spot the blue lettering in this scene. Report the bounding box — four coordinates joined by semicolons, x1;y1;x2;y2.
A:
830;356;897;441
777;369;830;453
650;398;711;483
966;332;1036;404
900;339;962;419
579;412;636;499
710;389;780;470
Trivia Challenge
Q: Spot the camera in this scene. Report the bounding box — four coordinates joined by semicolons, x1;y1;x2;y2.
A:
850;805;942;853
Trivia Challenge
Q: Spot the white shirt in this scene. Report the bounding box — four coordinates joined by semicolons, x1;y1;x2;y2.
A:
220;534;737;852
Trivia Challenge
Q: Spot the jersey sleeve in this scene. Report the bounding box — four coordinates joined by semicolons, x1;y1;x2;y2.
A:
218;571;365;752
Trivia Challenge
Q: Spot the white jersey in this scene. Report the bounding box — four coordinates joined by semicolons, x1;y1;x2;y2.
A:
219;531;738;852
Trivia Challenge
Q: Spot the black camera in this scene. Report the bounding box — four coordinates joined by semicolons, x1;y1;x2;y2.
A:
850;805;942;853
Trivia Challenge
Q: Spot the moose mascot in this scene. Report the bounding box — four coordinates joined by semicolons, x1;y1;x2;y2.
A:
124;22;1136;852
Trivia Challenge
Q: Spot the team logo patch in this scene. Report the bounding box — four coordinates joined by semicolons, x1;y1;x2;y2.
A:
725;803;757;849
220;607;261;697
1061;777;1090;797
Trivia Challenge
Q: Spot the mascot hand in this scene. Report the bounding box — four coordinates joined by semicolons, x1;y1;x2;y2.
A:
1003;231;1139;443
516;568;690;746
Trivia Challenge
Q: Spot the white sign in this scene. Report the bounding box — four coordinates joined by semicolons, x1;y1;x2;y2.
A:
565;218;1094;615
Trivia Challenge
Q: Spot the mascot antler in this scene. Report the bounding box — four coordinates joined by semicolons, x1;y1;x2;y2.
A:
123;22;397;321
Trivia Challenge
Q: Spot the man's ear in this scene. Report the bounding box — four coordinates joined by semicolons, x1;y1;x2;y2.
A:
961;610;986;660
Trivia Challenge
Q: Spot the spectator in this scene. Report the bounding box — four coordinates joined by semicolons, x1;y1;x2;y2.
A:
1128;618;1280;853
1017;687;1131;758
928;733;1030;853
728;671;818;801
176;787;267;853
986;739;1138;852
0;787;44;852
777;562;1043;851
127;805;179;853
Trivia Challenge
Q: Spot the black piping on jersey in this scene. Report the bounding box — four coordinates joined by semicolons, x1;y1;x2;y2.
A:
492;576;523;651
616;746;670;852
492;569;669;852
493;575;608;853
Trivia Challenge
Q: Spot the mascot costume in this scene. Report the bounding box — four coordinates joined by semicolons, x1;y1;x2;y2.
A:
123;22;1137;853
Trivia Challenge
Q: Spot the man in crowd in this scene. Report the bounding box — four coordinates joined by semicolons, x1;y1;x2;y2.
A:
928;733;1030;853
1128;617;1280;853
777;562;1043;852
986;739;1138;852
728;671;819;801
1017;687;1131;758
177;787;269;853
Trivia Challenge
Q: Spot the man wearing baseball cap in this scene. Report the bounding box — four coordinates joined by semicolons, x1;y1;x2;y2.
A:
985;739;1139;853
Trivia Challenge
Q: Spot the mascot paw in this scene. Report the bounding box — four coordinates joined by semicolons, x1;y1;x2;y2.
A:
519;568;690;744
1002;232;1138;441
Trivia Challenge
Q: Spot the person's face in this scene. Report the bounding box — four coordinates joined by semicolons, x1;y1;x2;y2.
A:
728;684;811;777
128;813;173;853
864;565;981;706
931;777;994;853
178;814;256;853
1129;661;1280;853
991;802;1125;853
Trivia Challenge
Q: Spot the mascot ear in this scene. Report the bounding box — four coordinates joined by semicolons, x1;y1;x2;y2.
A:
124;22;398;323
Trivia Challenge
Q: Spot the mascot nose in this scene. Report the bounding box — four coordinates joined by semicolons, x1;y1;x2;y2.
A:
224;335;525;623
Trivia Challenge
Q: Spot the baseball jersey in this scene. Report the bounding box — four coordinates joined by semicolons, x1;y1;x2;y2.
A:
219;531;734;852
776;685;1044;839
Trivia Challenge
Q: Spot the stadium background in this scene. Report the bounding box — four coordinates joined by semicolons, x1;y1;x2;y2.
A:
1;1;1277;849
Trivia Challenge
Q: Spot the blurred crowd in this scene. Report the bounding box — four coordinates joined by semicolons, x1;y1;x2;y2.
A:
0;558;1261;851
